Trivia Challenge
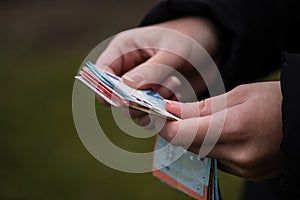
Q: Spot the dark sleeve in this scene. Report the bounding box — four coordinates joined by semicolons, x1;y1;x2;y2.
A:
140;0;283;90
280;52;300;199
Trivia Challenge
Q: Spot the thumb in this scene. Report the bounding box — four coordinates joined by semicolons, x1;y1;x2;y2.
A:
122;51;186;89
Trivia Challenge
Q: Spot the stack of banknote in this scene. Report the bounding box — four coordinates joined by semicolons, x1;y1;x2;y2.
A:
75;61;221;200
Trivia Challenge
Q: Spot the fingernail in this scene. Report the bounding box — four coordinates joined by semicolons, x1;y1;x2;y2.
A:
165;99;174;104
166;100;179;106
170;76;182;86
122;73;144;84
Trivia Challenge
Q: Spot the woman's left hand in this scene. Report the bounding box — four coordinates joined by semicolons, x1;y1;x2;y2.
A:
160;81;283;181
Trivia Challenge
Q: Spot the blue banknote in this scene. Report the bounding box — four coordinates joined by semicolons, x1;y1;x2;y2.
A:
153;136;212;197
76;61;219;199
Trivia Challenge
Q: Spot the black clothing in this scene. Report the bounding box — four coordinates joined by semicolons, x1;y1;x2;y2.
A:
142;0;284;90
141;0;300;199
242;177;281;200
280;52;300;199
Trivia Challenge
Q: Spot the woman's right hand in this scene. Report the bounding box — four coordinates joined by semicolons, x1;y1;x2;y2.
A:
96;16;221;101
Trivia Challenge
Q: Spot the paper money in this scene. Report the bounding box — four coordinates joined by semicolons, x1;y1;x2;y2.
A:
153;136;211;197
75;61;180;120
75;61;221;200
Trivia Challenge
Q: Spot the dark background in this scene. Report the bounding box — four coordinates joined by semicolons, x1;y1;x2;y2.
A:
0;1;244;199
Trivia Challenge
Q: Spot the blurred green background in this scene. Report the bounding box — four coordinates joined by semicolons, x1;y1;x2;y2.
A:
0;0;250;199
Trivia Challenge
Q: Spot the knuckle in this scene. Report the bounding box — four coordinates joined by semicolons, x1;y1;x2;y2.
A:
228;84;248;99
197;100;205;111
231;157;259;180
233;149;258;169
229;85;241;95
198;98;211;115
111;32;134;48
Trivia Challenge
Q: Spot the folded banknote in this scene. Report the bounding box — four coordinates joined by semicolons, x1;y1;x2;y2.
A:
75;61;221;200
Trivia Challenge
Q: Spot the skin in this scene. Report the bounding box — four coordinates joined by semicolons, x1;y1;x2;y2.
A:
96;17;284;181
162;82;283;181
96;16;220;123
96;16;220;99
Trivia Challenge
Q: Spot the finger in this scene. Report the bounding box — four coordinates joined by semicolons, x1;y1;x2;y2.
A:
96;31;156;74
95;39;124;75
141;114;159;130
158;115;212;148
95;41;154;104
158;115;227;158
166;90;243;119
122;51;187;89
159;106;243;148
96;48;153;76
166;101;201;119
155;76;182;99
166;68;206;102
136;115;151;127
128;108;147;119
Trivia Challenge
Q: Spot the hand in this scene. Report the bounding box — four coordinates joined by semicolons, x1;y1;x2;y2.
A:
160;82;283;181
96;16;220;124
96;16;220;101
